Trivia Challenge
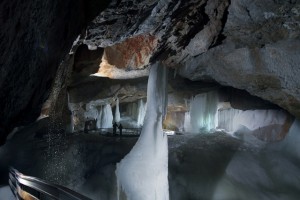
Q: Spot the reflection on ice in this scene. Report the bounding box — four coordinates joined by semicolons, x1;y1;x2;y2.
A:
212;119;300;200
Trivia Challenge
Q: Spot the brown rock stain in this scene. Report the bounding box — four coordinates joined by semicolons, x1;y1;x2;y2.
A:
104;34;158;69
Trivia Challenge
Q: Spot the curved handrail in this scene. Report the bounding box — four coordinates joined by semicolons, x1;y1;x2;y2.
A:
9;167;92;200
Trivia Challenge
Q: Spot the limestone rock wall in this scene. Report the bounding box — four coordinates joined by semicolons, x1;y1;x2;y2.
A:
0;0;113;144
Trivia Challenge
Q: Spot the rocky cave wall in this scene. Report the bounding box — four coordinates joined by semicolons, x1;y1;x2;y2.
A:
0;0;111;144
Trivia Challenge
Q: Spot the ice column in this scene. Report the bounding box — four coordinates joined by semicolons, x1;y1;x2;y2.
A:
184;91;218;133
137;99;146;127
115;98;121;123
101;104;113;128
232;110;287;132
115;62;169;200
183;112;192;133
96;106;103;129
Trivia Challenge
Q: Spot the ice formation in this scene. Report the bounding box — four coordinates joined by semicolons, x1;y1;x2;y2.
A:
115;98;121;123
124;99;147;127
126;102;138;119
115;62;169;200
137;99;147;127
96;106;102;129
232;110;287;132
217;108;242;132
100;104;113;128
183;112;192;132
184;91;218;133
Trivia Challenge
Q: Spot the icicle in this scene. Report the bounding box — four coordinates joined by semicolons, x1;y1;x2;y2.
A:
115;62;169;200
232;110;287;132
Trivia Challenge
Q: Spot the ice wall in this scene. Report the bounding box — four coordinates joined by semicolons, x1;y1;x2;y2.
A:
126;102;138;119
184;91;218;133
115;62;169;200
183;112;192;133
115;98;121;123
218;108;242;132
232;110;287;132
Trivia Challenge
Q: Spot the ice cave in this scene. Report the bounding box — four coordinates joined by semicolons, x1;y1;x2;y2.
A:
1;0;300;200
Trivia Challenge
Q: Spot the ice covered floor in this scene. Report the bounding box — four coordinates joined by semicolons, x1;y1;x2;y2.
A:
0;118;300;200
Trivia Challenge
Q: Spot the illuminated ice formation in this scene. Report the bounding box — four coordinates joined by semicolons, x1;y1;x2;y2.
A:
232;110;287;132
96;106;102;129
115;62;169;200
115;98;121;123
218;108;242;132
137;99;146;127
125;99;147;127
100;104;113;128
184;91;218;133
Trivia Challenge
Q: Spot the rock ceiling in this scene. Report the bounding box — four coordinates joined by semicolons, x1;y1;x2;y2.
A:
80;0;300;118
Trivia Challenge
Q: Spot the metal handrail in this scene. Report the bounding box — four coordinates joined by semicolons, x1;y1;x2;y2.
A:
96;128;142;135
9;168;92;200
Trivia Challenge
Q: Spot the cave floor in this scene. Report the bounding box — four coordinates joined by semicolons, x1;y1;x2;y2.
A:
1;118;300;200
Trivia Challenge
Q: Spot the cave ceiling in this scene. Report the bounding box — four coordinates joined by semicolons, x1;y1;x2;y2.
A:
80;0;300;118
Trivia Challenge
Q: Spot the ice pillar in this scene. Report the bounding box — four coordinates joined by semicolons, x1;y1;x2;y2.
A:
184;91;218;133
96;106;103;129
115;98;121;123
101;104;113;128
137;99;146;127
115;62;169;200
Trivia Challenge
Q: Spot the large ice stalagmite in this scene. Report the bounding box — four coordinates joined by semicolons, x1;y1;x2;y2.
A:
115;62;169;200
84;104;98;120
115;98;121;123
183;111;192;132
